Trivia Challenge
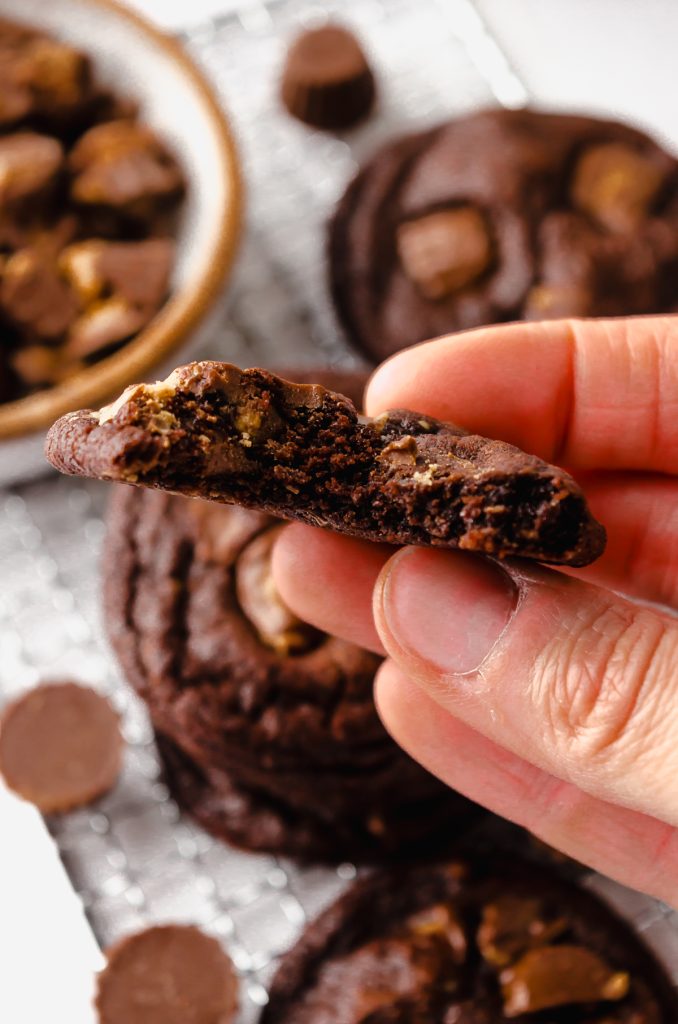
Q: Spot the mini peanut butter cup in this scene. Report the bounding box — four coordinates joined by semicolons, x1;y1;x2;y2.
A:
96;925;238;1024
0;681;122;813
280;24;375;130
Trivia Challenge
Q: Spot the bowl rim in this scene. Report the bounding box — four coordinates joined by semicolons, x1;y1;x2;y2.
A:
0;0;243;440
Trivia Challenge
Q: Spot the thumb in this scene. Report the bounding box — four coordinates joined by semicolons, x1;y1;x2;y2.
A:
374;547;678;826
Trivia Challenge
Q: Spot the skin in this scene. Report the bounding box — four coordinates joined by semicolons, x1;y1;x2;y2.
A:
272;315;678;907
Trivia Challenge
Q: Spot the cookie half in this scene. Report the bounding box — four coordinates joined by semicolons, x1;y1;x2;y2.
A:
47;361;605;567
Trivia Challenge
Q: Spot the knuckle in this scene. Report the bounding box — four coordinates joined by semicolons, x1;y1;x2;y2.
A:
532;598;674;770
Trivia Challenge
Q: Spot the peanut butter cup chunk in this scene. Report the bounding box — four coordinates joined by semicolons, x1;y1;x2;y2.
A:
46;361;606;567
1;246;78;340
0;132;63;205
571;142;665;233
397;206;493;299
281;24;375;130
500;945;630;1016
0;682;122;813
96;925;238;1024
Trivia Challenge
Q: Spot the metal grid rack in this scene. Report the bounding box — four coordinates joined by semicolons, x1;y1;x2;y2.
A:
1;1;678;1020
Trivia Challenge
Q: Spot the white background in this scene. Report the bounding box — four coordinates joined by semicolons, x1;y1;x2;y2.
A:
4;1;678;1021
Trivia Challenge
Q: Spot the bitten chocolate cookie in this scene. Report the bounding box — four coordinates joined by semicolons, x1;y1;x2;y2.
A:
329;108;678;362
104;484;475;861
262;855;678;1023
46;362;605;567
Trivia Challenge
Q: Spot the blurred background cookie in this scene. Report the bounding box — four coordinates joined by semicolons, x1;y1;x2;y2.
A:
329;108;678;362
263;853;678;1023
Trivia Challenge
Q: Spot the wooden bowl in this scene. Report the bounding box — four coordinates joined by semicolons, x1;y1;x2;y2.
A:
0;0;242;484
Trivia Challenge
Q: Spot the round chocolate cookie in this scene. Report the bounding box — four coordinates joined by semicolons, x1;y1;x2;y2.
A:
263;855;678;1023
102;365;477;861
329;108;678;362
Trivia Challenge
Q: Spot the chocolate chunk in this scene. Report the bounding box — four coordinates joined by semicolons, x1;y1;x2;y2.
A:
65;297;149;359
95;924;238;1024
500;944;630;1016
59;237;174;358
476;895;567;966
0;682;122;813
46;362;606;567
1;246;77;340
70;119;184;219
281;24;375;130
329;109;678;363
407;903;467;964
262;857;676;1024
59;237;174;309
235;525;321;655
10;344;82;388
20;36;93;119
0;22;93;129
0;132;63;205
397;207;492;299
572;142;665;233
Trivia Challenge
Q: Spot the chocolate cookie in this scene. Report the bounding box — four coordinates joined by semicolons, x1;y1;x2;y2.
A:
329;108;678;362
263;855;678;1023
104;483;475;861
46;362;605;567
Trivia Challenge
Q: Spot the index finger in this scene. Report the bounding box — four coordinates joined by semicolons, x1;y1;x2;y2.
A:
366;315;678;474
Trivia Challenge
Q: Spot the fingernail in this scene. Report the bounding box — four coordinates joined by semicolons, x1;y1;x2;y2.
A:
379;548;517;675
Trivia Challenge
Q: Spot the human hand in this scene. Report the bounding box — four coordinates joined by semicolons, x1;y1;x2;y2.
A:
273;316;678;905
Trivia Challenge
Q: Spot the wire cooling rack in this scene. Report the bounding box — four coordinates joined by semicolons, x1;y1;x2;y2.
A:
1;0;678;1020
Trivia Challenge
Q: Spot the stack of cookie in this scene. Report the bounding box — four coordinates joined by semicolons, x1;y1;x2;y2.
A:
102;370;476;862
